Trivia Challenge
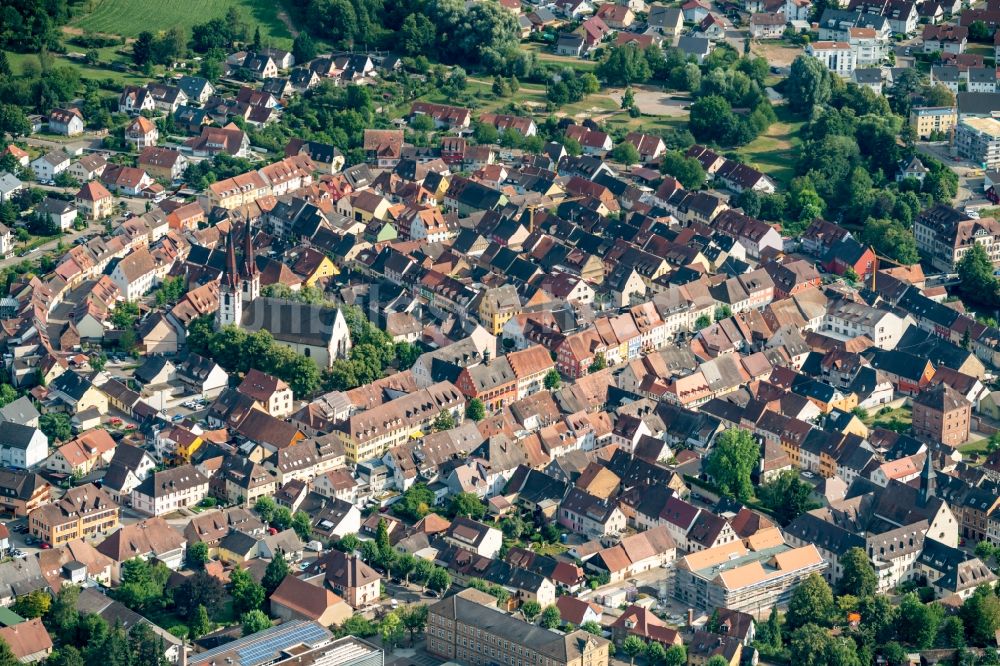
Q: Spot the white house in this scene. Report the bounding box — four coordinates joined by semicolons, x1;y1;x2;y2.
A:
0;172;23;203
131;464;209;516
48;108;84;136
110;247;161;301
807;41;856;77
0;422;48;468
31;151;70;182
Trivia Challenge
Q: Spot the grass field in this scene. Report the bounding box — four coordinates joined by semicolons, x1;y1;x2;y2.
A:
7;49;149;87
71;0;295;47
735;106;803;187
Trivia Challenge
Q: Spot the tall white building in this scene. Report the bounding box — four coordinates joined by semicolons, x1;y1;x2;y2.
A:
807;41;857;77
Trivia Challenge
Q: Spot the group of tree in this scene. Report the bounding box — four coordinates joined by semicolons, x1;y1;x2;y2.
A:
0;0;69;52
303;0;519;72
758;555;1000;666
43;585;170;666
545;68;601;108
186;316;322;397
757;469;821;525
957;244;1000;310
131;28;186;69
253;496;314;541
351;519;454;594
182;153;258;191
190;8;250;53
322;305;420;392
0;52;81;115
703;428;760;501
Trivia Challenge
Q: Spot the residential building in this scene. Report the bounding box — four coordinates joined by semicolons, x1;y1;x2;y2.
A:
674;541;827;612
125;116;158;150
131;464;210;516
912;383;971;447
48;108;84;136
29;484;119;547
75;181;114;221
428;589;610;666
956;117;1000;168
807;41;857;77
0;420;47;469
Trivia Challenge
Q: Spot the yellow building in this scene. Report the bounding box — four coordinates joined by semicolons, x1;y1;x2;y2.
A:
292;247;340;287
477;284;521;334
206;171;272;209
910;106;957;138
29;484;120;546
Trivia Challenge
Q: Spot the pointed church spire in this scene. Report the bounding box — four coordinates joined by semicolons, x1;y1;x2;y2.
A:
222;228;239;290
241;220;257;278
919;450;936;506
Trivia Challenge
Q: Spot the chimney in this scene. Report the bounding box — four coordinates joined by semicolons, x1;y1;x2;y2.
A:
687;608;694;628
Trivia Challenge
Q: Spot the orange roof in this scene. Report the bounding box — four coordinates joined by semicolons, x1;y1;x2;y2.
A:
77;181;112;202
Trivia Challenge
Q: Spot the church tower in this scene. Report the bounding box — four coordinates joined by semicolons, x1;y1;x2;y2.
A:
919;450;936;507
240;221;260;304
216;229;242;328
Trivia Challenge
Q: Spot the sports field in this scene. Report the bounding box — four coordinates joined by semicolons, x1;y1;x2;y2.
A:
70;0;295;46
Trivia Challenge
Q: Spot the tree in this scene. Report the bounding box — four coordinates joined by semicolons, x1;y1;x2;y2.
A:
272;507;292;531
173;571;226;618
897;593;944;648
597;45;651;85
401;12;436;56
449;492;486;520
969;19;991;41
0;639;19;666
957;243;1000;308
11;589;50;618
292;32;317;63
394;483;435;521
465;398;486;422
115;558;169;613
252;26;261;51
786;55;832;115
646;641;667;665
737;189;762;218
392;552;417;586
961;585;1000;646
190;605;212;639
0;105;32;138
339;614;377;638
940;615;966;648
335;533;361;553
789;624;832;666
540;605;562;629
186;541;209;570
837;547;878;599
254;496;277;524
705;658;730;666
230;566;265;615
432;410;455;431
380;611;405;650
241;610;271;636
689;95;739;145
786;573;834;631
704;428;760;501
291;511;313;540
664;645;687;666
543;369;561;390
758;469;816;525
399;604;428;645
132;31;155;66
622;636;646;666
611;142;641;167
427;567;451;594
48;646;84;666
589;353;607;373
581;620;603;635
522;600;542;622
263;551;290;596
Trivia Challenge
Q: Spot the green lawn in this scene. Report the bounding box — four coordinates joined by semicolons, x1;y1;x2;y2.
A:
735;107;804;187
958;438;991;458
8;49;150;87
71;0;295;47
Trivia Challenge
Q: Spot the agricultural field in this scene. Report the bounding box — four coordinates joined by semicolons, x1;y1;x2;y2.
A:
70;0;295;47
